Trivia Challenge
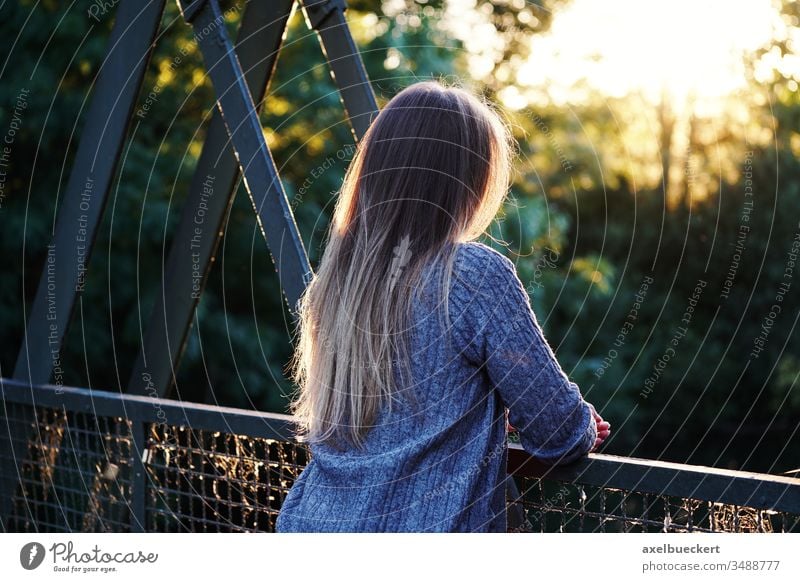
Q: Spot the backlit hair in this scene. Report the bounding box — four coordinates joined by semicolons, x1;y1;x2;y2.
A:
289;80;514;448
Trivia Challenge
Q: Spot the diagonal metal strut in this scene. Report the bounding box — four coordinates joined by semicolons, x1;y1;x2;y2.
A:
128;0;297;398
1;0;167;528
131;0;379;398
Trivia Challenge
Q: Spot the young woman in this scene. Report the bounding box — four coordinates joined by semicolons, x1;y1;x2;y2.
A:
276;80;610;533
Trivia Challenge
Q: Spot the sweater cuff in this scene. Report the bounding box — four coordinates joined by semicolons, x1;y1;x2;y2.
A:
537;401;597;466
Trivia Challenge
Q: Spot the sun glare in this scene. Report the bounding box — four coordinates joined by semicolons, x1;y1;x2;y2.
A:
511;0;780;111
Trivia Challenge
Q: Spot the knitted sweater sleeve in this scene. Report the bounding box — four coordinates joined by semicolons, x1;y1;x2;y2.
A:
452;243;597;465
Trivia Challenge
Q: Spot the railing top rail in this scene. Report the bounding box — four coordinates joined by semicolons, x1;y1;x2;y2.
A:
0;378;294;441
3;378;799;514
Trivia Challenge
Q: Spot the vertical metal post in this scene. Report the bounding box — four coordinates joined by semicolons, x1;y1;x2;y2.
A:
128;0;295;397
0;0;165;525
301;0;378;140
131;421;147;532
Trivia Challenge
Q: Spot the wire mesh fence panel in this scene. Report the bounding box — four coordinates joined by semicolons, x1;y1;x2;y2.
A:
143;424;309;532
1;402;133;532
1;383;798;533
508;476;800;533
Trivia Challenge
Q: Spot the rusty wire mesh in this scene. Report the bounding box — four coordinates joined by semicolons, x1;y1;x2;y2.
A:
506;476;800;533
2;399;798;533
142;423;308;532
2;404;133;532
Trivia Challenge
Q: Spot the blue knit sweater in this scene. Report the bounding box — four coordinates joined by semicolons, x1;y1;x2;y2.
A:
275;241;597;532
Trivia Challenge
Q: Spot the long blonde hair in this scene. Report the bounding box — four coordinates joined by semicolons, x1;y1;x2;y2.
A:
289;80;514;448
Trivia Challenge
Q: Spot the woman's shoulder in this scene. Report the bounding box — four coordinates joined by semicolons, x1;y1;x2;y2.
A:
454;241;516;279
445;242;530;356
450;241;520;302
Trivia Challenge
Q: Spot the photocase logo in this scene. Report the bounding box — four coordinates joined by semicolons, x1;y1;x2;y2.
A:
20;542;46;570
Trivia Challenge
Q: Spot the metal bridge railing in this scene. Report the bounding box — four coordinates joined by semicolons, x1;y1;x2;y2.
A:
1;380;798;533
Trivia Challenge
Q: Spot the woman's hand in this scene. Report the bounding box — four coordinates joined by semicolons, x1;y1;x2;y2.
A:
589;404;611;452
506;408;516;433
507;404;610;451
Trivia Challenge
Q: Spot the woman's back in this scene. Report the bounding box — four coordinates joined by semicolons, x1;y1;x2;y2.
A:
275;241;597;532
